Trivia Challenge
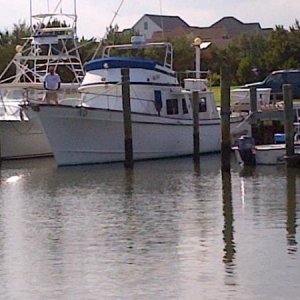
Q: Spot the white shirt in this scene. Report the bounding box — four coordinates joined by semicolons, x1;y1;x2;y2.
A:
44;73;61;90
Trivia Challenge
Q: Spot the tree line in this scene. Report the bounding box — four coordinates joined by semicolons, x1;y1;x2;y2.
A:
1;20;300;85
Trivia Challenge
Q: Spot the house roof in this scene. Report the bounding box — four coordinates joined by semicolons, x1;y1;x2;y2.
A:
130;15;273;48
190;16;273;47
134;14;190;31
210;16;260;29
206;16;272;36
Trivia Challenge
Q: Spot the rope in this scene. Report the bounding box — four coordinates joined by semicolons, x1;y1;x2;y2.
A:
92;0;126;59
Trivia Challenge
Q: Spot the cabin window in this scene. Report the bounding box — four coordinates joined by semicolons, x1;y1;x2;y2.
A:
199;97;207;112
182;99;189;114
166;99;179;115
144;22;148;30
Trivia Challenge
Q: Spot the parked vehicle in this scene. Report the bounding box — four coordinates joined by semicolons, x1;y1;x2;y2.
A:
241;70;300;100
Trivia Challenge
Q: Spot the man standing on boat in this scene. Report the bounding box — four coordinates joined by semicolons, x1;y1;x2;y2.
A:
44;66;61;104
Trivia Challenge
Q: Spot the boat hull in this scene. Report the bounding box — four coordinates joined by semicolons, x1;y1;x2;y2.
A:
26;104;224;165
0;120;52;159
235;143;300;165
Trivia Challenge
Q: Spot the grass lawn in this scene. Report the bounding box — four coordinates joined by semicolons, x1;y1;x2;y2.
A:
211;86;240;105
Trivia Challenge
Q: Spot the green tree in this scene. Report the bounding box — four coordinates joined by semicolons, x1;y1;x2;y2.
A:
0;21;30;77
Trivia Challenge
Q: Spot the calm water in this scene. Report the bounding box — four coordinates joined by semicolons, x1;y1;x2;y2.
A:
0;155;299;300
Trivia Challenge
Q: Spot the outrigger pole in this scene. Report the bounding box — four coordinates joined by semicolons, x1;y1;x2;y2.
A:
30;0;33;31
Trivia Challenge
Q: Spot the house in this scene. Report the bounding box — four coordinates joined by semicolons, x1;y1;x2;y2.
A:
130;15;273;48
131;14;191;41
191;16;273;48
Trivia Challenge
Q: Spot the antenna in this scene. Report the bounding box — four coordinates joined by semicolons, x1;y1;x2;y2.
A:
53;0;63;14
159;0;165;40
92;0;125;59
74;0;77;36
29;0;33;32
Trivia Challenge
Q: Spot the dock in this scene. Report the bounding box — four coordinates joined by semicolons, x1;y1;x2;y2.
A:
248;86;300;165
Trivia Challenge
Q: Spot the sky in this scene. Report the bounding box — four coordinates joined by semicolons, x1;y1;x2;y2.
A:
1;0;300;39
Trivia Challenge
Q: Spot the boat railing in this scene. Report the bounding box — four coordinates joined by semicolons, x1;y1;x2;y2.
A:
23;84;157;111
102;37;174;71
22;86;80;105
81;89;157;110
0;1;84;87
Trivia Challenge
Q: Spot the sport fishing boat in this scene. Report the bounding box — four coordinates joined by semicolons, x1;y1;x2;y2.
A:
24;36;250;165
0;0;84;159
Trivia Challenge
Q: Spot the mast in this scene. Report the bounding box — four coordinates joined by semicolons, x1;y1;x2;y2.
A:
92;0;125;59
29;0;33;32
74;0;77;38
159;0;165;40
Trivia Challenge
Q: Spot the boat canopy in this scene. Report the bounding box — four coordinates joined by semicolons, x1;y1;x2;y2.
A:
84;57;164;73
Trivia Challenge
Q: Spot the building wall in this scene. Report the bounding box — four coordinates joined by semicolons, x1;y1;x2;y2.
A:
133;16;162;40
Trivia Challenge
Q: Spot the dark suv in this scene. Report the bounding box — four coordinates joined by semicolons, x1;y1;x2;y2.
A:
241;69;300;100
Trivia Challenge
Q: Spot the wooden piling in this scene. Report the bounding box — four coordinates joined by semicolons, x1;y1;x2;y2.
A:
286;168;296;248
249;87;260;144
222;170;235;265
249;86;258;114
283;84;294;166
121;68;133;168
220;67;231;172
192;91;200;163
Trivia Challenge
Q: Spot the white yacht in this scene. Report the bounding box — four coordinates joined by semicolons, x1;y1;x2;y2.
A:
24;36;249;165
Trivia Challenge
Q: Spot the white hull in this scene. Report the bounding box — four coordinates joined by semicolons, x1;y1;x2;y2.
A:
0;91;80;160
255;144;286;165
27;104;225;165
234;143;300;165
0;120;52;159
255;144;300;165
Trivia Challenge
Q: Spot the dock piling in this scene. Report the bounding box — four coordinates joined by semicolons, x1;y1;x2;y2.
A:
283;84;294;167
121;68;133;168
192;91;200;163
250;87;260;144
220;67;231;172
249;87;258;114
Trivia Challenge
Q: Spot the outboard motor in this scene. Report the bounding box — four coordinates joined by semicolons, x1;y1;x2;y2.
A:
238;135;256;166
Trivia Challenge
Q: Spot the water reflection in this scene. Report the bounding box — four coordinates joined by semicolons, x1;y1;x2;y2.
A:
238;166;257;178
0;156;300;299
286;168;297;254
124;168;134;198
222;170;236;284
193;160;200;176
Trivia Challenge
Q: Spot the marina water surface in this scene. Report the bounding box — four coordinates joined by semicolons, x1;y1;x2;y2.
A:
0;155;299;299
